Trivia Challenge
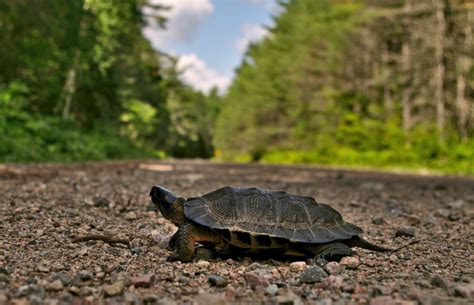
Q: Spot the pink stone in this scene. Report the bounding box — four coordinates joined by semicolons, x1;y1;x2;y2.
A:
289;261;307;272
325;262;342;275
324;275;344;290
129;274;155;288
340;256;360;269
244;272;269;288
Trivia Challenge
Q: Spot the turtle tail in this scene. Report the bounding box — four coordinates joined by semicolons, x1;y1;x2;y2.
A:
346;236;419;253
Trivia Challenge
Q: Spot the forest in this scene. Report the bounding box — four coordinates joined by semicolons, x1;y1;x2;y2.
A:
0;0;473;175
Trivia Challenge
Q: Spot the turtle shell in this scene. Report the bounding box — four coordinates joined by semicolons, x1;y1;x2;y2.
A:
184;186;363;244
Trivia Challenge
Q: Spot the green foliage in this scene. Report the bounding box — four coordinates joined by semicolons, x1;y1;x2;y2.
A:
0;0;215;162
120;99;158;146
215;0;473;175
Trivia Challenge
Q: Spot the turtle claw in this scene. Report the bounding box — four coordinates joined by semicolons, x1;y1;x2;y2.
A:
312;256;329;268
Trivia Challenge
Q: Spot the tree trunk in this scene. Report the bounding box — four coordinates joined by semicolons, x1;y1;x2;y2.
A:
401;0;413;134
434;0;446;142
62;67;76;119
456;9;472;140
382;43;393;118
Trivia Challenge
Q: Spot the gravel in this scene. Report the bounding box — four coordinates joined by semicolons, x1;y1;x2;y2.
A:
0;160;472;304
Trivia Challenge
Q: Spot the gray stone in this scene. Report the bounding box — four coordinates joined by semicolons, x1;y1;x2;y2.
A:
93;196;109;207
77;270;93;281
372;218;385;225
395;227;415;238
299;266;328;284
208;275;228;287
431;275;450;291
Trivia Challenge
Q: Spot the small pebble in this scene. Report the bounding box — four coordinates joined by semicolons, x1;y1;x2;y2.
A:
324;262;342;275
37;260;51;272
74;248;88;257
45;279;63;291
265;284;278;296
68;286;80;295
395;227;415;238
289;261;307;272
275;290;303;305
340;256;360;269
196;260;211;268
208;275;228;288
103;280;125;297
79;286;95;296
299;266;328;284
125;211;137;220
77;270;93;281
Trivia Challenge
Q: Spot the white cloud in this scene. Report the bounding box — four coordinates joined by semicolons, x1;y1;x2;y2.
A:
235;23;269;53
143;0;214;50
177;54;230;94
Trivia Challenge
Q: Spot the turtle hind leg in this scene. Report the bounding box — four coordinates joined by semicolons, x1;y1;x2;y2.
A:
301;242;353;263
345;236;393;252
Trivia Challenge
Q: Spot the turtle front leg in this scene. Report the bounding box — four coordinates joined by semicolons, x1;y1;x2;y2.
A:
167;222;223;262
168;231;179;250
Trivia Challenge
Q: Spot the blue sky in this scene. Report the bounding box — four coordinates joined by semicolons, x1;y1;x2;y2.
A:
143;0;277;93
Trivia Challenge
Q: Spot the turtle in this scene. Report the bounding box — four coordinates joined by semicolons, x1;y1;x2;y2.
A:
150;185;396;262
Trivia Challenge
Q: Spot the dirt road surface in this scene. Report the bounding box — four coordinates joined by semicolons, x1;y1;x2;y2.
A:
0;160;473;304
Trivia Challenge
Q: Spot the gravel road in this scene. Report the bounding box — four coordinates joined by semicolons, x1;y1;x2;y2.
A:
0;160;473;304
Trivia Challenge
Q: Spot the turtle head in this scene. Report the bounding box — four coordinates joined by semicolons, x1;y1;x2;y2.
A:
150;186;185;225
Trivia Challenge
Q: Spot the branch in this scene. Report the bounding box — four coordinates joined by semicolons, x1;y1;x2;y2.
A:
71;234;130;248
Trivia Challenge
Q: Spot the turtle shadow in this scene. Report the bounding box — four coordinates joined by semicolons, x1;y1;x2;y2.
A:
193;245;315;264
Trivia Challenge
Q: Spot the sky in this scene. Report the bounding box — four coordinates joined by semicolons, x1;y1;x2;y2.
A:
143;0;278;94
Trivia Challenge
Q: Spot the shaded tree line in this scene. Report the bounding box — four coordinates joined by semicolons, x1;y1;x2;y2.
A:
215;0;473;174
0;0;219;161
